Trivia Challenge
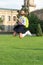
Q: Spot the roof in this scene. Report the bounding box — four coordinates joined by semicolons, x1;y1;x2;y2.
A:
31;9;43;13
0;8;19;11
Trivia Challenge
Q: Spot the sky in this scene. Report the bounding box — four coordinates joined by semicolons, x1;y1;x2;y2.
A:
0;0;24;9
0;0;43;10
34;0;43;10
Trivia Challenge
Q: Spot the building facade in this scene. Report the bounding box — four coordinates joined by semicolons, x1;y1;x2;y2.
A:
0;8;18;31
24;0;36;12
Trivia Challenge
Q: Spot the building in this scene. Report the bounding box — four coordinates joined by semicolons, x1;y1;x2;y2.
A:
24;0;36;12
32;9;43;20
0;8;18;31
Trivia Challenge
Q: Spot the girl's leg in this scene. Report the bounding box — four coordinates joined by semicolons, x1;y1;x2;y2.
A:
13;31;17;36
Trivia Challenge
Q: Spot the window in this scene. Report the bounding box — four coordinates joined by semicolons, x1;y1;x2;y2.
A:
8;16;11;21
13;16;17;21
2;15;5;21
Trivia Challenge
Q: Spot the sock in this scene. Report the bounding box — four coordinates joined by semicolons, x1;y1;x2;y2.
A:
22;30;32;37
26;31;32;36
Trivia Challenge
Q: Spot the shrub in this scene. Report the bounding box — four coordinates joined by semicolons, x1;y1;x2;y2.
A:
39;20;43;32
0;18;3;22
27;13;43;36
36;23;43;36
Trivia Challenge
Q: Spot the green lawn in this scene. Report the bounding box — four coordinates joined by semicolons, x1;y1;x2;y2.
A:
0;35;43;65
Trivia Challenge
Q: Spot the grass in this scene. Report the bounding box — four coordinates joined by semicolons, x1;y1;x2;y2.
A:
0;35;43;65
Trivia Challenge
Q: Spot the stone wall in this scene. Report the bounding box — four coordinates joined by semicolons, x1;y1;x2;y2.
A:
32;9;43;20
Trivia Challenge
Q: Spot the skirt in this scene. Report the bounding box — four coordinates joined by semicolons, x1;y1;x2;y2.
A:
13;25;28;33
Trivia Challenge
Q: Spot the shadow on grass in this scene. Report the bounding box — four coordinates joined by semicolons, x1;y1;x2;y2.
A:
12;47;43;50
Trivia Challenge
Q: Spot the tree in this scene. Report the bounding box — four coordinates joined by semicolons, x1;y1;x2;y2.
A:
36;23;43;36
21;5;29;16
27;13;43;36
0;17;3;23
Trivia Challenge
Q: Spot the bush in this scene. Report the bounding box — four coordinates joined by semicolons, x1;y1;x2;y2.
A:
39;20;43;32
27;13;43;36
0;18;3;22
36;23;43;36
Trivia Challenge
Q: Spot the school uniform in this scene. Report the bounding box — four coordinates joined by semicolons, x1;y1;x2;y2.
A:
13;16;29;33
